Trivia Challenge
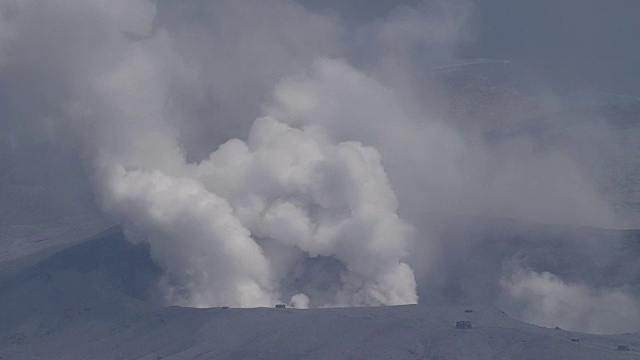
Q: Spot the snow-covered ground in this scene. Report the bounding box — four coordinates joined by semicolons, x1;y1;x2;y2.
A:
1;224;639;359
0;216;112;268
4;303;640;359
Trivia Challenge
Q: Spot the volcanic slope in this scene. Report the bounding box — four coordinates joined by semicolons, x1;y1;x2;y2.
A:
1;225;639;359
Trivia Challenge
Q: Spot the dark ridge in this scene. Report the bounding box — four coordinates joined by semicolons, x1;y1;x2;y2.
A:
2;226;162;304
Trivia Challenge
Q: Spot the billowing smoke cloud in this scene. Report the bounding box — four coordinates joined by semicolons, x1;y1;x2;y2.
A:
0;0;417;307
99;114;417;307
0;0;638;315
501;268;640;335
267;57;617;231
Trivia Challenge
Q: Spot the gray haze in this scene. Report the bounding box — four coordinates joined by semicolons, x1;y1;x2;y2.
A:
0;0;638;332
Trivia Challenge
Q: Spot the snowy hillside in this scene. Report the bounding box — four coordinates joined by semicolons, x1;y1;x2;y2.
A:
5;304;640;359
2;225;639;359
0;217;111;271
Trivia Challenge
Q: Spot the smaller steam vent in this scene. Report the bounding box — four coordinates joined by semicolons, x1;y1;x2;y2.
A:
455;320;472;329
617;345;630;351
275;304;286;309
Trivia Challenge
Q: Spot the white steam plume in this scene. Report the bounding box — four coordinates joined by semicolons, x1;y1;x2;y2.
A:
0;0;630;313
98;116;417;307
501;268;640;335
0;0;418;308
75;6;417;307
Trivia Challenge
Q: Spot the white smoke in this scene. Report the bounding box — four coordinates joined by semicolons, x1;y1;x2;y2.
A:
0;0;419;308
0;0;630;312
73;5;418;306
501;268;640;335
78;10;417;306
98;115;417;307
267;57;616;229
